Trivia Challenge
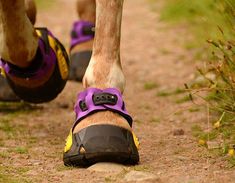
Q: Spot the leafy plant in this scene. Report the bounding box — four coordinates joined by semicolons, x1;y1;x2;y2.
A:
161;0;235;166
185;0;235;166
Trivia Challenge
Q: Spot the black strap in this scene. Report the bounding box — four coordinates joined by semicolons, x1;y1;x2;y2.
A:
36;27;50;54
71;25;95;38
79;101;88;111
82;25;95;36
93;93;117;106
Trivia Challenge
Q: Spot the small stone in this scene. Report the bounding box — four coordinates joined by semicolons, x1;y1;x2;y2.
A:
34;131;47;138
173;129;185;136
207;141;221;149
88;162;124;173
173;155;189;161
30;160;42;166
203;165;210;170
25;170;38;176
124;171;158;182
0;147;8;152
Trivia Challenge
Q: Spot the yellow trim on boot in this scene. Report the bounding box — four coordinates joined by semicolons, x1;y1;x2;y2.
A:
35;30;69;80
48;35;69;80
64;129;73;153
64;129;140;153
0;67;6;78
36;30;42;37
132;132;140;149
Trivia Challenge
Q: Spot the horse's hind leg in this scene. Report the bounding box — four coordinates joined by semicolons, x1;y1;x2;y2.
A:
76;0;96;23
0;0;38;68
25;0;37;25
69;0;96;81
0;0;69;103
0;0;38;101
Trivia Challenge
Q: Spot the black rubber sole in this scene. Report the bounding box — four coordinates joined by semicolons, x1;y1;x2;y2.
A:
0;76;20;102
69;51;92;82
63;125;139;167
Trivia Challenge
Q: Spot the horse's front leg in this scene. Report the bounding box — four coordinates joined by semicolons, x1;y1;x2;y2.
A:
63;0;139;166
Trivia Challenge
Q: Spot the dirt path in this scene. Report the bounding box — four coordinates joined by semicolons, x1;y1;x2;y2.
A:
0;0;235;182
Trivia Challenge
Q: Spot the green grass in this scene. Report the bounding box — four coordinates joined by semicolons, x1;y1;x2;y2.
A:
0;101;40;115
156;88;190;103
175;95;191;103
0;152;9;159
14;147;28;154
228;157;235;168
133;165;151;172
160;0;234;45
156;91;172;97
156;88;186;97
191;111;235;165
191;124;219;142
160;0;235;64
191;125;209;141
0;119;14;133
105;177;114;183
159;0;235;164
134;119;142;124
188;107;200;112
160;48;172;55
28;137;38;145
144;82;159;90
0;166;31;183
150;117;161;123
0;116;29;140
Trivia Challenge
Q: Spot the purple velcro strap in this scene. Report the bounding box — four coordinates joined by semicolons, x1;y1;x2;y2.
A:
0;29;56;80
70;21;94;50
73;88;133;130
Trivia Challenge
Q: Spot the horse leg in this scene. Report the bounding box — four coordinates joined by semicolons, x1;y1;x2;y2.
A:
64;0;139;166
0;0;37;101
75;0;128;133
0;0;69;103
0;0;38;68
69;0;96;81
25;0;37;25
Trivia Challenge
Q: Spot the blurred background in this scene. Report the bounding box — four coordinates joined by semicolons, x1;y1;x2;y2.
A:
0;0;235;182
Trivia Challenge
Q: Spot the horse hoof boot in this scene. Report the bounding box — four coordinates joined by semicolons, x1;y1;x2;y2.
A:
63;88;139;167
0;28;69;103
69;21;94;81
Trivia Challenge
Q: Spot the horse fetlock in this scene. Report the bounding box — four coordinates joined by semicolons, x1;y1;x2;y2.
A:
106;62;125;93
83;58;125;93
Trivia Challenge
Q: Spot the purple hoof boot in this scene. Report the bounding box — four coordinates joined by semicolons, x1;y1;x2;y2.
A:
63;88;139;167
69;21;94;82
0;28;69;103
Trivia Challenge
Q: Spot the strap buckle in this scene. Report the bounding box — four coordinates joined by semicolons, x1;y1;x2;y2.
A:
79;92;118;111
71;25;95;38
79;100;88;111
92;93;117;106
